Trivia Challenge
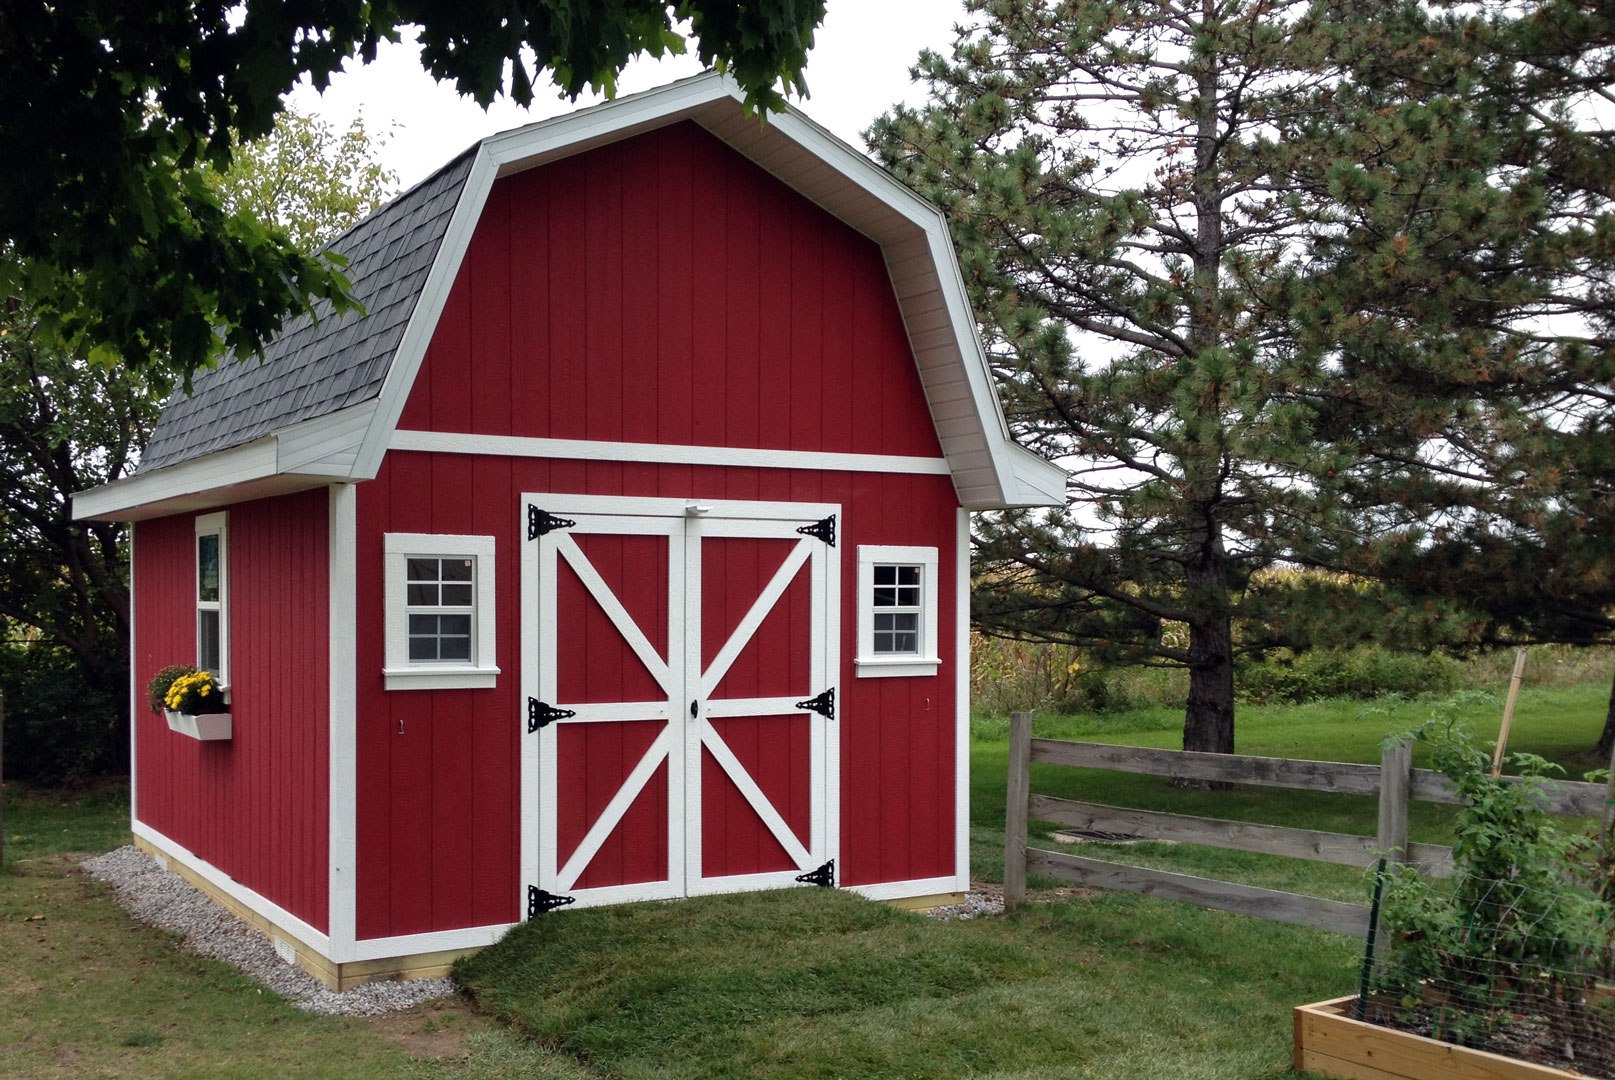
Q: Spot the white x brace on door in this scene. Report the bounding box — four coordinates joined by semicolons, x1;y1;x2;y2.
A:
519;494;840;912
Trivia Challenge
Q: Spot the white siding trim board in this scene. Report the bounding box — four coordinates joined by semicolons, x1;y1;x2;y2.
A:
389;430;952;477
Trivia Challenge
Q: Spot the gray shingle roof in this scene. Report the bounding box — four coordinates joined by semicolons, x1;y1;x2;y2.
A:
136;149;477;473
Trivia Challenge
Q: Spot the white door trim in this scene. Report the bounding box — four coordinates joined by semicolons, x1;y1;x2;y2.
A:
520;493;841;915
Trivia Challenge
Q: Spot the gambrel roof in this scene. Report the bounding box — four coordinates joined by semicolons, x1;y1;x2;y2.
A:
75;72;1067;521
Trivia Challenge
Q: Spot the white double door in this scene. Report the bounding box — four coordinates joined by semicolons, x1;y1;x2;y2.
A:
520;495;840;908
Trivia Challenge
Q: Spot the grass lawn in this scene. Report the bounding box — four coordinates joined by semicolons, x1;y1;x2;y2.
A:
4;682;1607;1078
0;784;587;1079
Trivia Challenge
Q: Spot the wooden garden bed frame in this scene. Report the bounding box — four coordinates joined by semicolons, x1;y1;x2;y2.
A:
1294;994;1589;1080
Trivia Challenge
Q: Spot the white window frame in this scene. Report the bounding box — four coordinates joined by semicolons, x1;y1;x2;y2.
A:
855;545;940;678
195;512;230;688
383;533;499;690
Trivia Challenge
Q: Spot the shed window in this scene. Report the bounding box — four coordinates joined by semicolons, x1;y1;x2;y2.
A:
856;546;940;678
195;513;229;684
384;534;499;690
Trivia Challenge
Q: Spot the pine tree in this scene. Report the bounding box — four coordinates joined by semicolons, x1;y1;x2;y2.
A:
869;0;1390;752
1283;0;1615;748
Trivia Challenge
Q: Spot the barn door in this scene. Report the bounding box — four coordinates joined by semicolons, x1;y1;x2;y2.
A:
522;497;839;912
529;509;685;908
685;512;837;895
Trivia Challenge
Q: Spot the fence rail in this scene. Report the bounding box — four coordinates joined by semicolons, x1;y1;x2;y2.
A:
1003;712;1602;933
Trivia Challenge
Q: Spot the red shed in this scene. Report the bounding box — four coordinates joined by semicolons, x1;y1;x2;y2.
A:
75;74;1066;988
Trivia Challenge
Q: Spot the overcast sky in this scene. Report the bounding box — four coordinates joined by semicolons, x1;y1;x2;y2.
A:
285;2;971;191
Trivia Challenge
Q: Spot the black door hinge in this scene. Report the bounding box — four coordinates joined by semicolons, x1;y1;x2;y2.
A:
528;506;577;540
528;698;576;733
795;860;835;888
527;885;575;918
795;515;836;546
794;687;835;721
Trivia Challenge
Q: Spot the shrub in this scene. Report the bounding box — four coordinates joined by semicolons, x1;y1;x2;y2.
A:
1238;646;1458;704
0;641;125;784
1372;715;1610;1049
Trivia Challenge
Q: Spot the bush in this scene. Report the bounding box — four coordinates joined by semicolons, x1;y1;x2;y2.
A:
0;642;126;785
1237;646;1458;704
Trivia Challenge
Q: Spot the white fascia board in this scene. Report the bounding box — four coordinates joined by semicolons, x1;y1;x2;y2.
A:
484;72;736;173
71;403;378;522
74;439;281;521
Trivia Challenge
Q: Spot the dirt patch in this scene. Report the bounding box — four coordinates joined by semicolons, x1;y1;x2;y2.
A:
364;994;497;1062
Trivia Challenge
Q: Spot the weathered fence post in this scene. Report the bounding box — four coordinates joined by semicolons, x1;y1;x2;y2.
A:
1004;710;1032;912
1377;738;1412;864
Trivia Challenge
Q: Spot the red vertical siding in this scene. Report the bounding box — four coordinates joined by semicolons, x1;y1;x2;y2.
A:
350;121;965;939
396;123;944;459
133;488;330;932
354;458;957;938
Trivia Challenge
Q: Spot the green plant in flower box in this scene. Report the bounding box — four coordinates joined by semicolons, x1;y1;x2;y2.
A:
156;668;228;716
144;665;196;716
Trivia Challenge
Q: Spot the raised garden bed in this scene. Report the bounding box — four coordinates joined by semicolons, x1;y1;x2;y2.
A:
1295;994;1597;1080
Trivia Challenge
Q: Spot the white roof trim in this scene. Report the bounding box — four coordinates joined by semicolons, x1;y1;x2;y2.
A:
73;402;375;521
83;71;1065;519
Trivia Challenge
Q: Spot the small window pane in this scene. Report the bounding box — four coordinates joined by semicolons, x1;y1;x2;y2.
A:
439;636;471;661
407;582;439;605
873;611;920;655
198;534;220;602
406;558;438;581
895;566;919;586
873;586;898;607
442;559;473;582
199;609;221;673
408;613;438;636
874;565;897;586
408;635;437;661
441;583;473;606
441;614;471;637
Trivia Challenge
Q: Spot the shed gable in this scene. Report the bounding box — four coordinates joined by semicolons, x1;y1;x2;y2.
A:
395;123;943;460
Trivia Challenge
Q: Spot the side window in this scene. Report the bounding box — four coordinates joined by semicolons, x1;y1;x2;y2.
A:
383;533;498;690
855;546;940;678
195;512;229;683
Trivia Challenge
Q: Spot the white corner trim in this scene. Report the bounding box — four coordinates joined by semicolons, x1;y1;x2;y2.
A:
133;821;333;955
327;484;359;962
391;430;953;476
954;507;971;892
382;532;498;689
128;525;139;824
854;544;941;679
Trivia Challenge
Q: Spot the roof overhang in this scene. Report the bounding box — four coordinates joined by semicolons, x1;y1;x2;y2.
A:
75;72;1065;521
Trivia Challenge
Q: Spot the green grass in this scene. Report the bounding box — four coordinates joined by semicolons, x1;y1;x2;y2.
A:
457;885;1356;1080
457;683;1609;1080
4;681;1608;1079
0;783;586;1079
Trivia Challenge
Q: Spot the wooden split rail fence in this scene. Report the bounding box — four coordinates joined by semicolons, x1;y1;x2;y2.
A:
1003;712;1607;935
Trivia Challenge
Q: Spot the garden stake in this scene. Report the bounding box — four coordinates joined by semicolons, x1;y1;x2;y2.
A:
1354;857;1388;1021
1491;648;1528;777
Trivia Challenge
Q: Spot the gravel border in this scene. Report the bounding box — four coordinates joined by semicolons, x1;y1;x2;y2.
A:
922;884;1005;921
83;846;454;1016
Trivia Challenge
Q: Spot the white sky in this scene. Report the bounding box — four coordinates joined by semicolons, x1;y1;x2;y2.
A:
285;1;971;191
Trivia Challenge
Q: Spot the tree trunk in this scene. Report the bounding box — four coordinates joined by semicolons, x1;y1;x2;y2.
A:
1596;666;1615;759
1183;613;1236;755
